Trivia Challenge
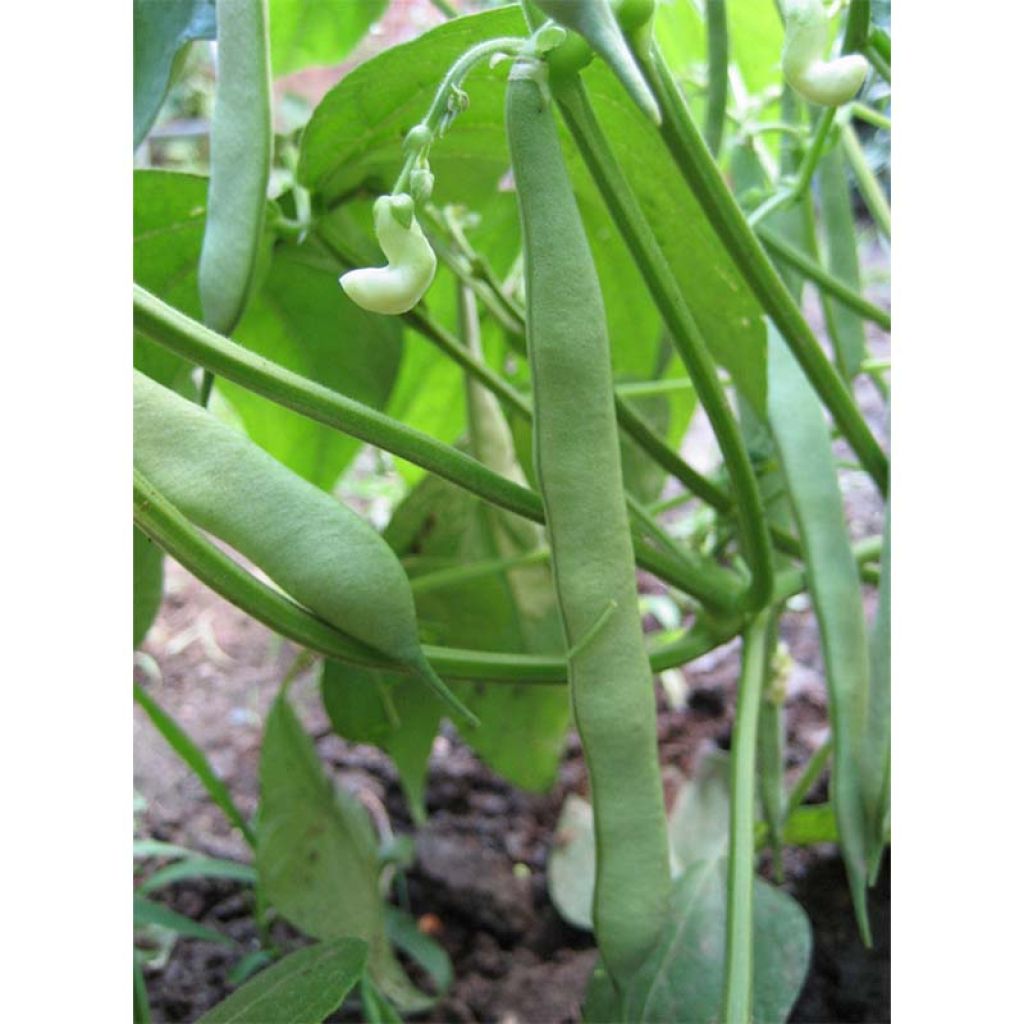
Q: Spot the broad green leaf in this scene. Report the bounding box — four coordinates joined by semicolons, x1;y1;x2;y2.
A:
667;746;732;867
134;681;255;845
196;938;368;1024
133;527;163;648
257;695;432;1013
134;895;233;945
298;8;527;209
584;861;812;1024
783;803;839;846
321;660;441;824
548;794;597;931
134;0;216;150
268;0;386;78
766;323;872;941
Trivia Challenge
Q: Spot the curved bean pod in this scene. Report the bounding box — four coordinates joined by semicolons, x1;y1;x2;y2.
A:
198;0;272;335
782;0;868;107
340;194;437;315
506;64;670;987
133;369;476;725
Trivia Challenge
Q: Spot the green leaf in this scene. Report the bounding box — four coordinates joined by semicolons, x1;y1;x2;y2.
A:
765;322;872;942
138;857;258;895
224;243;404;491
320;660;441;825
134;895;233;946
134;0;216;150
133;526;164;648
783;803;839;846
268;0;386;78
134;681;256;846
134;949;151;1024
298;8;528;209
196;938;368;1024
667;746;732;868
384;907;453;997
257;694;432;1013
386;472;571;792
547;794;597;931
865;507;890;878
584;862;812;1024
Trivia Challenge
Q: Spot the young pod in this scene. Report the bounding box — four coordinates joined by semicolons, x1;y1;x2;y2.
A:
339;194;437;316
782;0;868;107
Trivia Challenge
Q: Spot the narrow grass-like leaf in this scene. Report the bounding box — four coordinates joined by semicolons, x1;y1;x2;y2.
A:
196;938;367;1024
384;908;453;997
134;896;233;946
766;323;872;943
866;507;891;880
134;681;256;847
138;857;257;895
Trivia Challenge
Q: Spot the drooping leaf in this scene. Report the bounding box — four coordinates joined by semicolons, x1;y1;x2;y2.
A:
384;907;453;997
257;694;432;1013
268;0;386;78
137;857;258;895
133;0;216;150
321;660;441;824
133;527;164;648
196;938;368;1024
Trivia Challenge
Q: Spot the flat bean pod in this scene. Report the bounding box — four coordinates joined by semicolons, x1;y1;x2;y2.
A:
506;65;670;987
133;369;476;724
198;0;272;335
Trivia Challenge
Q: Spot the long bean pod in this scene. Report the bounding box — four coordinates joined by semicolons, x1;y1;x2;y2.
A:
506;63;670;986
198;0;272;335
133;370;477;725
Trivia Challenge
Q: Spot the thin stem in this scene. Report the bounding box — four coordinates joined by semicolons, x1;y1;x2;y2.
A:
849;101;891;132
637;44;888;494
615;378;695;398
722;610;772;1023
133;285;737;607
792;109;836;197
427;0;457;18
864;44;891;84
393;36;527;194
869;26;891;64
757;226;891;330
840;121;891;238
410;548;551;595
704;0;729;158
555;79;776;613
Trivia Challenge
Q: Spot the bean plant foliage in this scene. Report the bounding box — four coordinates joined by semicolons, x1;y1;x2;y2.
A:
133;0;890;1021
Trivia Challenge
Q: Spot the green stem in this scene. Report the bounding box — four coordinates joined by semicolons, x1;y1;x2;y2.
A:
756;226;890;330
722;610;771;1024
427;0;457;18
864;44;890;84
133;285;735;607
636;45;888;494
555;79;775;614
849;101;891;132
393;36;528;195
410;548;551;594
869;26;891;64
841;0;871;54
704;0;729;158
615;378;695;398
839;121;891;238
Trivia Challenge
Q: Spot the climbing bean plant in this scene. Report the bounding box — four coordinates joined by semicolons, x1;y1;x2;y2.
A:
133;0;890;1020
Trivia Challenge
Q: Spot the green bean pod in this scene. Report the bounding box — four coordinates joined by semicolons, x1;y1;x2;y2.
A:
198;0;272;335
133;370;476;725
506;66;670;986
765;325;872;942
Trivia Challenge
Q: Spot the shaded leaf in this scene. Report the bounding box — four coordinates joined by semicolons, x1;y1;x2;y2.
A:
134;0;216;149
196;938;367;1024
134;895;233;946
133;527;164;648
269;0;386;77
548;795;597;931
